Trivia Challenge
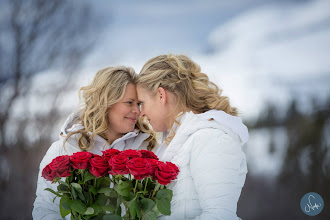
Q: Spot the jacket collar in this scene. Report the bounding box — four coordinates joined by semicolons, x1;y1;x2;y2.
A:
160;110;248;162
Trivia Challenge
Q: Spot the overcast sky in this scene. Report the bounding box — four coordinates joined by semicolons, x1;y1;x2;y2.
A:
73;0;328;119
30;0;330;121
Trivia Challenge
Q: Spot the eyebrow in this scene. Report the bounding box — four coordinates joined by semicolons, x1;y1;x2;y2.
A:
125;98;136;101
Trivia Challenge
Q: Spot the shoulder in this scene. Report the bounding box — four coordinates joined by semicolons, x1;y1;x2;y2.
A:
39;138;80;170
188;127;242;156
189;127;239;145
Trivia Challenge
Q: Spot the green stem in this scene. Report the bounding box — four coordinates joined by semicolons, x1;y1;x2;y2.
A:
144;177;149;192
134;179;138;195
151;183;161;199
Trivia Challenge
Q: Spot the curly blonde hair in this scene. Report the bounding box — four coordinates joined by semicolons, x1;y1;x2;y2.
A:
65;66;156;151
137;54;238;143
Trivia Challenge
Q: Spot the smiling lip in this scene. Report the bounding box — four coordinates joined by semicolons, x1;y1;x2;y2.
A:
125;117;137;123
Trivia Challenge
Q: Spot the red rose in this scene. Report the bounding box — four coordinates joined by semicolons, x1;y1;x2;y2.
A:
70;151;93;170
102;149;120;161
165;162;180;174
146;159;160;179
42;164;57;182
127;158;152;180
140;150;158;160
108;155;129;175
49;155;71;177
154;161;179;185
119;149;142;159
89;155;109;177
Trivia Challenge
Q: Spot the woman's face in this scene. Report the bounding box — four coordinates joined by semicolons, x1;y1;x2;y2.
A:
136;86;171;132
107;83;140;135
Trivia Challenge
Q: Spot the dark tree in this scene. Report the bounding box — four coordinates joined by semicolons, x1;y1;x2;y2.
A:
0;0;102;218
0;0;98;148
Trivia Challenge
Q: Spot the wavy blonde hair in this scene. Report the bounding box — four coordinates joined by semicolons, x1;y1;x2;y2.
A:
137;54;238;143
65;66;156;151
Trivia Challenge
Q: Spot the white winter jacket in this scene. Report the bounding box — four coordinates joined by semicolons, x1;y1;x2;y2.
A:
32;112;150;220
158;110;248;220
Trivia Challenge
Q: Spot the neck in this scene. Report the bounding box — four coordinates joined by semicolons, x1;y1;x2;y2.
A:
167;109;186;130
106;129;123;145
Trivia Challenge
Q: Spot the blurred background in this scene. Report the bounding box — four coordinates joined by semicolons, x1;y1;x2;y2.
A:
0;0;329;219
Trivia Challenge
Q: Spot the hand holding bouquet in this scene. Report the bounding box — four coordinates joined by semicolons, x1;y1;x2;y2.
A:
42;149;179;220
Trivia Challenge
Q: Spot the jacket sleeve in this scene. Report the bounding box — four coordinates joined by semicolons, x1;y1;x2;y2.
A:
32;141;66;220
189;129;247;220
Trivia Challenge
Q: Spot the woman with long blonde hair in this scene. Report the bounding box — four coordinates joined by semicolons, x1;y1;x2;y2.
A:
137;54;248;220
33;66;156;219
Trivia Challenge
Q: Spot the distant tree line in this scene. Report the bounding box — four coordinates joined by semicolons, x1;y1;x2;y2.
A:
242;96;330;219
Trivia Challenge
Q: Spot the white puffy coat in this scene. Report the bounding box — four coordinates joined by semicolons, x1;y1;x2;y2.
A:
32;112;150;220
158;110;248;220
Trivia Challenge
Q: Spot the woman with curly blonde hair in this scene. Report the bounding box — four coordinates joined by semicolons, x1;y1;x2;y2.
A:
137;54;248;220
33;66;156;219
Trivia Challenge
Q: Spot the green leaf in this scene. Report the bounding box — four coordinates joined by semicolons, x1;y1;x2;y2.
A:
60;195;72;210
71;183;85;201
71;187;78;200
128;199;138;219
60;195;72;217
103;214;122;220
142;210;157;220
90;203;102;215
157;198;171;215
122;191;134;201
114;181;132;197
102;204;116;213
71;183;83;191
44;188;62;198
71;199;87;214
155;189;172;201
99;176;111;188
84;207;94;215
140;198;156;212
95;194;108;206
115;197;122;216
52;195;58;203
58;180;70;188
98;187;116;197
57;184;69;193
89;186;98;195
84;172;95;183
151;204;160;216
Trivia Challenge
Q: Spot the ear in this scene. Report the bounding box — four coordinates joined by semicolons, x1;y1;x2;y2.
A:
157;87;167;105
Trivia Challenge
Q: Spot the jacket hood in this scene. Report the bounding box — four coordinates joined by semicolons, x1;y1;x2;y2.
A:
198;110;249;144
60;110;82;138
180;110;249;145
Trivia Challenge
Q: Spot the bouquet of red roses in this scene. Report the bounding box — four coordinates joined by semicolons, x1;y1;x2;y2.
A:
42;149;179;220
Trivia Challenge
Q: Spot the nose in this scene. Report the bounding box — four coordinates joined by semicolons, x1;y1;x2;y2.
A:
132;104;141;115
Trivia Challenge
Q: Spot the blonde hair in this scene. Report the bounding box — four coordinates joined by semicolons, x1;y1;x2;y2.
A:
65;66;156;151
137;54;238;143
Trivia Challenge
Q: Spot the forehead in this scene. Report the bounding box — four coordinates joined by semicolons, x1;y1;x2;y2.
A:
136;86;153;100
123;83;137;97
